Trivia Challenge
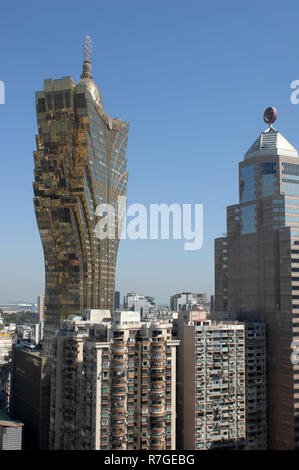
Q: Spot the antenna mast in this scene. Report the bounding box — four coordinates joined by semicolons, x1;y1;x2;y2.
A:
81;34;93;79
84;35;92;62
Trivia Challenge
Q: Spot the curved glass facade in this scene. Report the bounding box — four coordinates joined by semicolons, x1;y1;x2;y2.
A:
33;76;129;331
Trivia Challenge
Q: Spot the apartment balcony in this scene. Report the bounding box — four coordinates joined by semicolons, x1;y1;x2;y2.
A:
151;379;165;388
151;441;165;450
112;392;126;402
111;427;126;438
111;384;126;393
112;354;126;362
151;383;165;391
151;430;165;439
151;346;165;354
150;405;166;416
151;369;165;378
112;371;126;378
111;402;126;411
111;417;126;426
113;362;127;370
151;423;166;433
151;398;165;406
111;393;127;401
151;358;165;366
152;338;165;344
112;345;127;354
111;438;126;449
141;445;150;450
151;367;166;377
112;338;126;345
150;390;164;399
152;334;164;341
111;379;126;388
151;370;166;379
110;410;124;418
150;414;165;423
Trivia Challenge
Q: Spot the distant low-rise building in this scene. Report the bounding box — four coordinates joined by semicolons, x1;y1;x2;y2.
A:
124;293;155;318
170;292;207;312
16;323;43;346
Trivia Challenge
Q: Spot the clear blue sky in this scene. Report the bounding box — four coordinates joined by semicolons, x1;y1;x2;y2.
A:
1;0;299;305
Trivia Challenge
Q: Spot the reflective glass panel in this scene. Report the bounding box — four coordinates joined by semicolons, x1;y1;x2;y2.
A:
241;204;256;234
240;165;255;203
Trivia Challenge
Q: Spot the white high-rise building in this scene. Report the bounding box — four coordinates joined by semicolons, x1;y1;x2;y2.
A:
37;296;45;323
49;310;179;450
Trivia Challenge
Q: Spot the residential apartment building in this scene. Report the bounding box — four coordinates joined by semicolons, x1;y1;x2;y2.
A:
49;310;179;450
175;310;266;449
245;322;267;449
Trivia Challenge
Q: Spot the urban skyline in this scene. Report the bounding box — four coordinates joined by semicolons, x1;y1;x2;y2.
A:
3;1;299;305
3;0;299;453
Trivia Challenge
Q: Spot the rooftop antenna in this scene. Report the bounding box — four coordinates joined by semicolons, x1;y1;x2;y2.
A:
84;34;92;62
81;34;93;79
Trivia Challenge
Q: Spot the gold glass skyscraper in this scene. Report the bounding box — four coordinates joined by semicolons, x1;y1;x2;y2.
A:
33;37;129;333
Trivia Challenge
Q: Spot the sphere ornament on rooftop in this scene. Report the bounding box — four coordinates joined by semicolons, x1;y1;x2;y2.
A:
263;106;278;125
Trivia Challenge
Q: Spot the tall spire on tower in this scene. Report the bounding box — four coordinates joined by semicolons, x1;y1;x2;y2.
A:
81;34;93;79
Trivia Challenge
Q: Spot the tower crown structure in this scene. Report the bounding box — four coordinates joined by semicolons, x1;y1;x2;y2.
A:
244;126;298;160
77;34;104;108
244;107;297;160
